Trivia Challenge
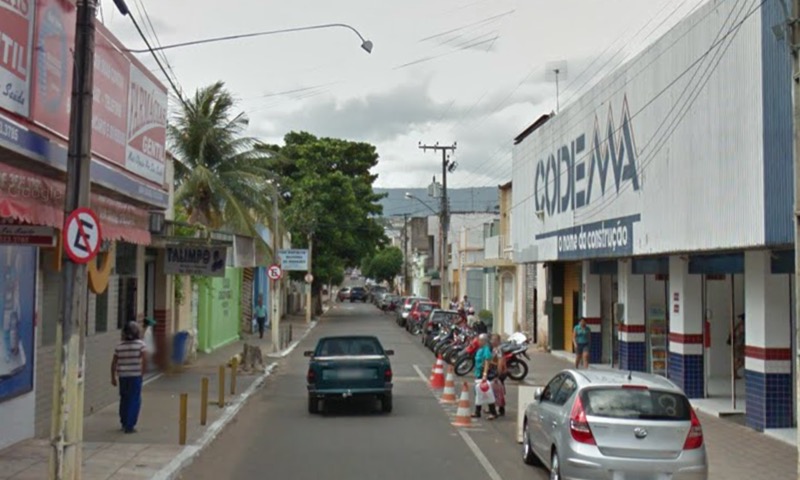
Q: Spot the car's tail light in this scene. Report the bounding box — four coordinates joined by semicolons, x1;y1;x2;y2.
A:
683;408;704;450
569;396;596;445
384;369;393;382
306;369;316;384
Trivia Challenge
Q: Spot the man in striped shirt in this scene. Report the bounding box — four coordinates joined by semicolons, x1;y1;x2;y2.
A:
111;322;147;433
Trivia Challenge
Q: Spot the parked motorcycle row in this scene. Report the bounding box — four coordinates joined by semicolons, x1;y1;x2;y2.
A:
379;294;531;381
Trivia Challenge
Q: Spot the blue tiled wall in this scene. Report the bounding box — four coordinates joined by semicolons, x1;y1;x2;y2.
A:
619;341;646;372
590;332;602;364
668;352;704;399
746;370;793;431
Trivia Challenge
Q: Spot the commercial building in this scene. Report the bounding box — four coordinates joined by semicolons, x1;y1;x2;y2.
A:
0;1;170;449
512;0;795;433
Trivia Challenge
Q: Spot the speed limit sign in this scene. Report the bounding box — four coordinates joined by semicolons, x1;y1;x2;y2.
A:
267;264;282;280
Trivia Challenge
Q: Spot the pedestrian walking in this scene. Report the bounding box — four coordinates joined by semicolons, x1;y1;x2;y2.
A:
111;321;147;434
573;318;591;369
254;295;269;339
490;334;507;417
472;333;498;420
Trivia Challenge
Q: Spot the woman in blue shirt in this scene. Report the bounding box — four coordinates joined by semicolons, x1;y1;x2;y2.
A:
473;334;498;420
253;295;269;339
573;318;591;369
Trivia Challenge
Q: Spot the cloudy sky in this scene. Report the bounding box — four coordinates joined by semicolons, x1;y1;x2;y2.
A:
99;0;706;189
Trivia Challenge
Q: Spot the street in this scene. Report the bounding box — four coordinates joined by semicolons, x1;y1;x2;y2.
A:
181;302;544;480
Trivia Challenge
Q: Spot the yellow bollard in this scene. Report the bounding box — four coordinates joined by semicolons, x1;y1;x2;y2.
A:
218;365;225;408
200;378;209;426
179;393;188;445
230;357;239;395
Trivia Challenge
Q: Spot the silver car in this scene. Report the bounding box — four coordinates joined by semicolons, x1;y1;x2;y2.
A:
522;369;707;480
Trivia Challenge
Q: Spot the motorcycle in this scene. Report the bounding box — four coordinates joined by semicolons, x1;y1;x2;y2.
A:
454;332;530;381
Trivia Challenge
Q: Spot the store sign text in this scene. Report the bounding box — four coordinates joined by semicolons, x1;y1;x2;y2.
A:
534;97;640;218
535;214;641;260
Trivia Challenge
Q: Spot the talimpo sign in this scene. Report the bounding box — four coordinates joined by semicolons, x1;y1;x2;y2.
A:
30;0;168;186
512;0;783;262
165;246;228;277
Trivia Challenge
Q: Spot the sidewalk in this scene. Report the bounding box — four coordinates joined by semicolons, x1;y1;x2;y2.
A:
516;349;798;479
0;314;317;480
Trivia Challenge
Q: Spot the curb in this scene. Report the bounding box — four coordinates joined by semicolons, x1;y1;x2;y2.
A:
152;320;319;480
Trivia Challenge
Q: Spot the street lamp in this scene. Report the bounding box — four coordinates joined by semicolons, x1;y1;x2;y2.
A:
124;22;374;55
404;192;438;215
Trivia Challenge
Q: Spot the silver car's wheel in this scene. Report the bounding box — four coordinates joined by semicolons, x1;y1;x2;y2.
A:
522;422;539;465
550;450;560;480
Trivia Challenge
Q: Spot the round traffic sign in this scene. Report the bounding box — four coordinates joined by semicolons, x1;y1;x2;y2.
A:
63;207;103;264
304;273;314;284
267;264;282;280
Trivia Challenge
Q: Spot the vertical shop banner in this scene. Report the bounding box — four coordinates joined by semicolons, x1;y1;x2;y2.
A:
0;0;35;117
32;0;74;135
0;246;36;402
126;64;166;184
91;28;128;163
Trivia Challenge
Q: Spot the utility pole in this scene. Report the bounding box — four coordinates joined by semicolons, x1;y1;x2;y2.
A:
791;0;800;473
271;192;280;353
306;233;313;324
50;0;97;478
419;142;457;306
402;214;409;295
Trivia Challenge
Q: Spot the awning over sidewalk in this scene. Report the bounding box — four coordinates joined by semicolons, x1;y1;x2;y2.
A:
0;162;152;245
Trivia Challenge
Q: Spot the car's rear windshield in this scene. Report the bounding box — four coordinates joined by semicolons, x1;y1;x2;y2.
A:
419;304;434;311
351;288;365;293
580;387;691;421
316;338;384;356
432;312;461;323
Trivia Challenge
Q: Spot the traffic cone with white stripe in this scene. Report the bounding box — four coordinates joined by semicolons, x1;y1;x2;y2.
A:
440;366;457;404
430;356;446;390
452;382;473;427
429;357;438;383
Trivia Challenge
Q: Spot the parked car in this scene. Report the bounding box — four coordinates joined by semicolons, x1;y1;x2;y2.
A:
350;287;368;302
522;369;707;480
369;286;387;304
397;296;426;328
305;336;394;414
337;287;351;302
406;300;438;334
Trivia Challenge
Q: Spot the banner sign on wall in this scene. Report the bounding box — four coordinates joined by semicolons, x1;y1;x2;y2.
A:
535;214;641;260
165;246;227;277
278;249;309;271
0;0;35;117
0;246;36;402
30;1;167;186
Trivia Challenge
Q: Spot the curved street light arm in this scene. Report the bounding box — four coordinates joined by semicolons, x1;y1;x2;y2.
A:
125;23;373;54
405;194;439;216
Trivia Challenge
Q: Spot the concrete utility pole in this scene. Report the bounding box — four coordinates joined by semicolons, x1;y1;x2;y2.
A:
271;192;280;353
419;142;456;306
792;0;800;473
50;0;98;478
402;214;409;295
306;233;313;324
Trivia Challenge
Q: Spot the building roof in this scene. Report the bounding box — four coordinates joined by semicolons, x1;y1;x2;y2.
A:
513;113;552;145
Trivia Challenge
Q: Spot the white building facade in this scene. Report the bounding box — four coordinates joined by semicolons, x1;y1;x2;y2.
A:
512;0;794;433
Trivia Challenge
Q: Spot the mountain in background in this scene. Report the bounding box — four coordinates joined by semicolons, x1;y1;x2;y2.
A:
376;187;499;217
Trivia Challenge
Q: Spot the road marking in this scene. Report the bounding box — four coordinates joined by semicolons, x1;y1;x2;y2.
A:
458;429;503;480
413;364;428;382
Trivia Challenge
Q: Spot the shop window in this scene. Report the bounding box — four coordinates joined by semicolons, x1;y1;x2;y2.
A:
116;277;137;329
95;290;108;334
115;243;137;276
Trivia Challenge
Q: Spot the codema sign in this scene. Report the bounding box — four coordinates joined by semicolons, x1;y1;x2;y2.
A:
165;246;227;277
511;0;778;263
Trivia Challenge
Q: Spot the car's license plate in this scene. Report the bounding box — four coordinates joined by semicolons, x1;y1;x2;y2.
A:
336;369;370;380
612;473;667;480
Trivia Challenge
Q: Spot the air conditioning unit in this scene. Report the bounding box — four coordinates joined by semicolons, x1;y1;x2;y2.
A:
148;211;166;234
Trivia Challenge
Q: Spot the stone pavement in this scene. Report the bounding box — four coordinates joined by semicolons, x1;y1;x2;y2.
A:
506;349;798;480
0;314;316;480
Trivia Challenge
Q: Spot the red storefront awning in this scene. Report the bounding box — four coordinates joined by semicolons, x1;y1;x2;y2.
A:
0;163;152;245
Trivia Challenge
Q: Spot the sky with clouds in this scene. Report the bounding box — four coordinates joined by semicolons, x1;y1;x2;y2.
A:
99;0;706;189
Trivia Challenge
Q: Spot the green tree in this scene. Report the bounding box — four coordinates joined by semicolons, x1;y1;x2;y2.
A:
263;132;387;312
363;247;403;285
169;81;276;245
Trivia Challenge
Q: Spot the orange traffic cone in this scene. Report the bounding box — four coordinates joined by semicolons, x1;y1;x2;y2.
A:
429;357;438;382
440;366;457;404
452;382;473;427
430;356;446;389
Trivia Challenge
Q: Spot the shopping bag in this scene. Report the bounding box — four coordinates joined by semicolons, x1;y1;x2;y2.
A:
474;380;496;406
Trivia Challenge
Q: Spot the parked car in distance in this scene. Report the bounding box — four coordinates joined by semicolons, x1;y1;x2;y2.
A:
305;335;394;414
406;300;438;334
424;309;462;336
522;369;707;480
349;287;368;302
337;287;351;302
369;286;387;304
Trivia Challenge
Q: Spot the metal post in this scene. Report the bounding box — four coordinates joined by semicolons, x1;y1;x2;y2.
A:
218;365;225;408
730;275;737;410
306;233;313;324
272;192;280;353
179;393;188;445
200;378;208;426
49;1;97;478
230;357;238;395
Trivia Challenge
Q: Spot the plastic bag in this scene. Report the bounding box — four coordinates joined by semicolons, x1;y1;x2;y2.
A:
474;380;496;406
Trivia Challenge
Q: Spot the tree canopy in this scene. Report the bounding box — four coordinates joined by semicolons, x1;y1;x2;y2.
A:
263;132;387;290
362;247;403;285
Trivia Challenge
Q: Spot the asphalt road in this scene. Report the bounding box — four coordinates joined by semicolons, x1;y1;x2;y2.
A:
180;301;548;480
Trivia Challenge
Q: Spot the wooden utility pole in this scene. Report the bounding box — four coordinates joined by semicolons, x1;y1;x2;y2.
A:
419;142;456;306
50;1;98;478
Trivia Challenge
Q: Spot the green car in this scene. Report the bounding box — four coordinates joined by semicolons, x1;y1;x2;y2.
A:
304;335;394;414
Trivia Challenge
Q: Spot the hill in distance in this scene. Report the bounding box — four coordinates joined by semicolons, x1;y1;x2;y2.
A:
376;187;498;217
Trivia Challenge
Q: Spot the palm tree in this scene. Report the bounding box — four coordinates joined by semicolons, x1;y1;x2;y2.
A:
169;81;277;249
